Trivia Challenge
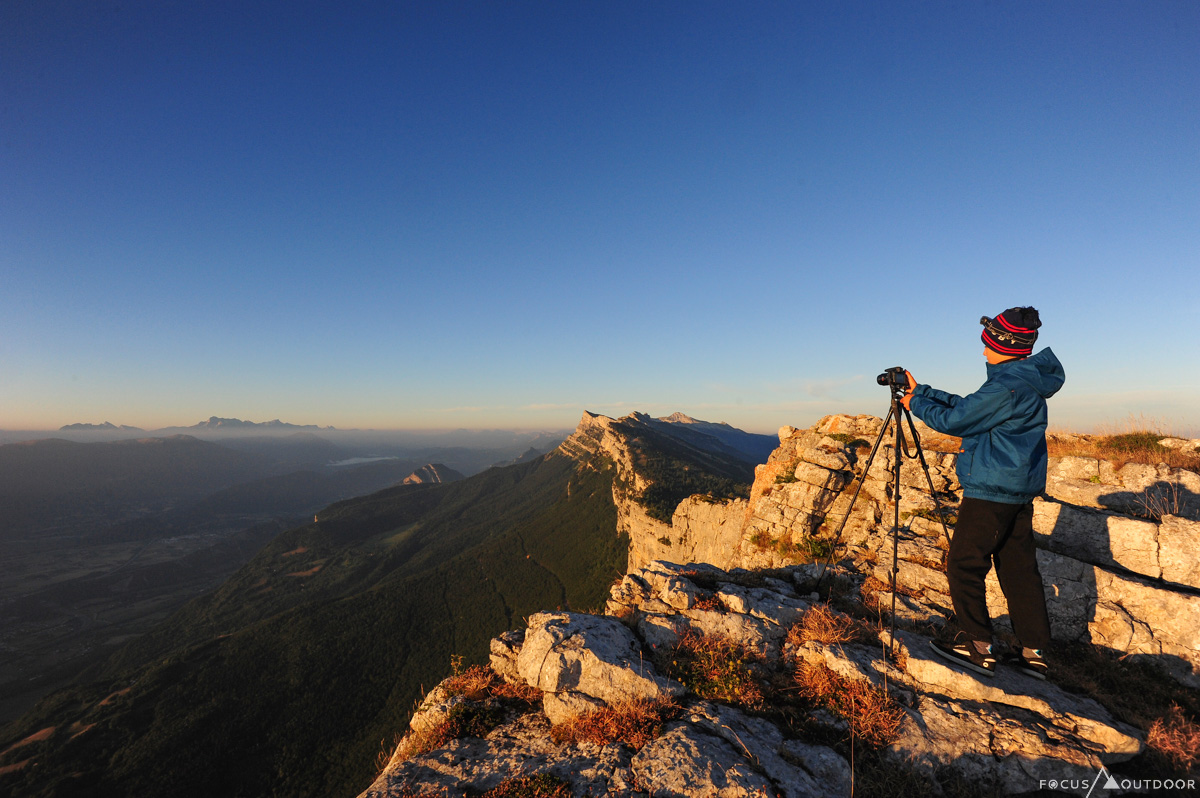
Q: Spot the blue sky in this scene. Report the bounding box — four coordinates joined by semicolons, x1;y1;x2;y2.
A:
2;1;1198;434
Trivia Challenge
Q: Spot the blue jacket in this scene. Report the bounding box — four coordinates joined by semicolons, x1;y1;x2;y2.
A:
909;348;1065;504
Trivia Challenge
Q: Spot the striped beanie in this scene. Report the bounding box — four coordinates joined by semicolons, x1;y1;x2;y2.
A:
981;307;1040;357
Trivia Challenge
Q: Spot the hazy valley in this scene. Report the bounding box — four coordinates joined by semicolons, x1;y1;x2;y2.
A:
0;421;566;727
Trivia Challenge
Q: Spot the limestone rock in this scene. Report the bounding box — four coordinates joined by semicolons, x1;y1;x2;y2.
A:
1032;498;1161;579
1159;514;1200;587
631;723;777;798
489;629;525;685
889;629;1142;757
363;713;641;798
815;414;884;438
714;582;809;627
889;695;1108;792
799;440;853;472
1159;437;1200;454
1048;455;1102;482
685;701;851;798
542;690;606;725
516;612;683;714
405;684;468;740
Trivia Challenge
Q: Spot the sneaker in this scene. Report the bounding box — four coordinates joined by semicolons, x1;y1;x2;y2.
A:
930;636;996;678
1011;649;1048;680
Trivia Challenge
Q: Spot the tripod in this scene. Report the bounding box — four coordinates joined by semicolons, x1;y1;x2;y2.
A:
816;370;953;662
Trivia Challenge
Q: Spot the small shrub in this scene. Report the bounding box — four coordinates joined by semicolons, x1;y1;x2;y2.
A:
1101;431;1170;455
655;630;764;709
749;530;837;564
908;507;957;527
1133;482;1184;521
482;773;573;798
1147;703;1200;771
443;660;542;704
549;696;679;750
657;535;673;546
692;592;724;612
412;702;506;759
795;660;905;748
788;604;873;648
748;529;773;550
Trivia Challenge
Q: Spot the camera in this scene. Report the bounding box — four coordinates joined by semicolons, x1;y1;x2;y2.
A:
877;366;907;388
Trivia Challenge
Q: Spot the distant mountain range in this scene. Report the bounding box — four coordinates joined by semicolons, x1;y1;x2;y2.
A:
59;422;144;432
57;417;335;434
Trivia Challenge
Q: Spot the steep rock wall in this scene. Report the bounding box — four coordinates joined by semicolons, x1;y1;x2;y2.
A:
598;411;1200;688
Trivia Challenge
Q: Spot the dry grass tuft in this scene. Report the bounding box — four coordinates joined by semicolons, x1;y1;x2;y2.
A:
654;630;765;709
795;660;905;748
1133;481;1186;522
1147;703;1200;771
442;657;542;704
549;696;680;750
788;604;873;648
692;592;724;612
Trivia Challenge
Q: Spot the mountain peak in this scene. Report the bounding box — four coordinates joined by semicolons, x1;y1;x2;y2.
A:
402;463;465;485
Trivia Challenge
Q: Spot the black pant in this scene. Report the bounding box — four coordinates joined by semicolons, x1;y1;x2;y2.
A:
947;497;1052;650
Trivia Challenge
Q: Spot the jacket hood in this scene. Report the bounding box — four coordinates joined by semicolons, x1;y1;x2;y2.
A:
987;347;1065;399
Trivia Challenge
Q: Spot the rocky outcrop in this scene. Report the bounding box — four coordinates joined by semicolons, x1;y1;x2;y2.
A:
515;612;684;722
363;562;1144;798
402;463;465;485
605;413;1200;689
557;411;756;573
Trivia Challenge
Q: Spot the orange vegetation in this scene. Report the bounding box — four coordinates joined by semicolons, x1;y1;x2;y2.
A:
795;660;905;747
549;696;679;749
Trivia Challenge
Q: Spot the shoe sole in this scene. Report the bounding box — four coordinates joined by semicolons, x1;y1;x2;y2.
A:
1015;665;1047;680
929;640;995;678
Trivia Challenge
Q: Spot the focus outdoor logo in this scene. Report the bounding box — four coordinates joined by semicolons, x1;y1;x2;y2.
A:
1039;766;1196;795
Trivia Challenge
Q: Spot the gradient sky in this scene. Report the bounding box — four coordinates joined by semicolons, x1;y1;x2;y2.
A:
3;1;1198;435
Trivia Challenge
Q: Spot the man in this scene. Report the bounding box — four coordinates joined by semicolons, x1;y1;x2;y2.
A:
900;307;1065;679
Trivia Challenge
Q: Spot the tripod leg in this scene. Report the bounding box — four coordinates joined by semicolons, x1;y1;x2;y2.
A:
889;395;903;662
815;405;896;590
900;406;954;552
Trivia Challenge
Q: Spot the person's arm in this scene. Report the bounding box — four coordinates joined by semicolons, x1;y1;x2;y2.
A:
909;379;1013;437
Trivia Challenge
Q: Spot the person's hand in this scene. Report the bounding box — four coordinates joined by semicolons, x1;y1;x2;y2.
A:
900;370;917;411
